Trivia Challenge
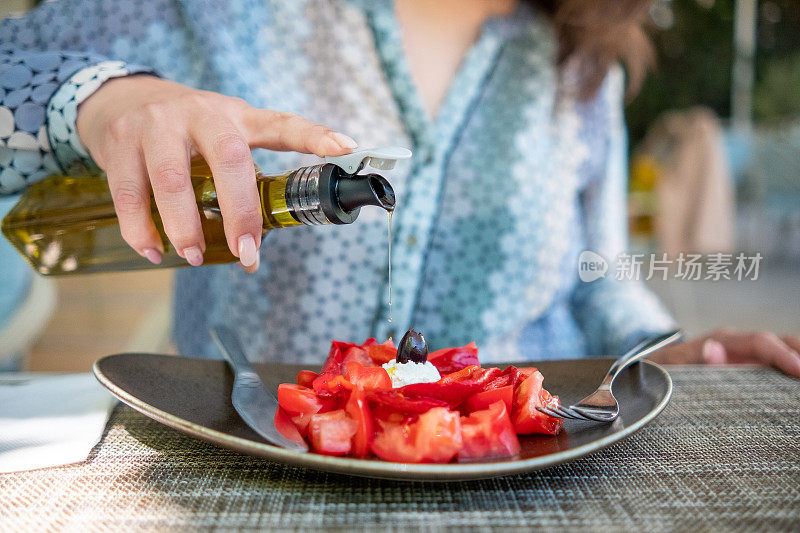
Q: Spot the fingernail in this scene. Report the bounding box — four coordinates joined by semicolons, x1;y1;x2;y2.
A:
142;248;162;265
238;234;258;267
247;253;260;273
237;253;259;273
182;246;204;267
702;339;726;365
328;131;358;150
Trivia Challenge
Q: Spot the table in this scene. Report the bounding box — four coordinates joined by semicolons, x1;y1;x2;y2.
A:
1;366;798;531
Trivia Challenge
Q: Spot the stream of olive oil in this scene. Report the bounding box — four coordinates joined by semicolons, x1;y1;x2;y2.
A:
387;210;393;324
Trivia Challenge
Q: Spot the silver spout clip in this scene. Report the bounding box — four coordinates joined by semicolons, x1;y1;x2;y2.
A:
325;146;412;174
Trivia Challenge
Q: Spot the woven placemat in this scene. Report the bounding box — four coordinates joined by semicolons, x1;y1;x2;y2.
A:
1;366;798;532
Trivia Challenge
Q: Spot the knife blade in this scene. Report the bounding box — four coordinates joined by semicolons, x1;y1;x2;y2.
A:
210;325;308;452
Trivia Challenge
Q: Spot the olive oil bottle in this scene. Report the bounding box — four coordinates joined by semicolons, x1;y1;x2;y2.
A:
2;148;409;276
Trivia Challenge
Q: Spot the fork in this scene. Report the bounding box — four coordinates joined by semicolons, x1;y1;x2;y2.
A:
537;330;683;423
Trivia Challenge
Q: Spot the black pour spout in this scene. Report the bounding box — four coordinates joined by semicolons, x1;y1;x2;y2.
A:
336;173;396;213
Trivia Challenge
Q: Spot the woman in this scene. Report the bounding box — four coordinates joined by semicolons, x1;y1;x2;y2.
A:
1;0;798;374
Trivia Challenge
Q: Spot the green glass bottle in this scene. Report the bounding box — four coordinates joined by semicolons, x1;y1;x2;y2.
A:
1;149;406;276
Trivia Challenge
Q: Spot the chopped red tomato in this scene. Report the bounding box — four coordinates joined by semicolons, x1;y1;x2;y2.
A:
296;370;318;389
371;407;463;463
482;373;514;391
366;339;397;365
370;404;418;426
312;374;353;397
312;339;387;395
459;400;520;461
367;389;450;413
499;366;538;389
443;365;502;386
515;367;537;380
465;384;513;413
344;361;392;392
400;366;503;406
308;409;358;456
277;384;326;436
323;341;360;373
312;341;357;396
512;370;563;435
345;388;373;457
277;384;324;415
342;346;375;368
274;407;308;446
286;336;563;462
427;342;479;373
287;412;312;435
318;394;345;414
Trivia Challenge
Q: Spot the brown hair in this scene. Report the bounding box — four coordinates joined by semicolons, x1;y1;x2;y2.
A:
531;0;655;99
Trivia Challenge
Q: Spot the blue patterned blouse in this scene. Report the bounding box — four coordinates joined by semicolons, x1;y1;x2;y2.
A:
0;0;675;363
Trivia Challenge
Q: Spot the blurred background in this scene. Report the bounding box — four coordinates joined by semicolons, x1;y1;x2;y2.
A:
626;0;800;345
0;0;798;373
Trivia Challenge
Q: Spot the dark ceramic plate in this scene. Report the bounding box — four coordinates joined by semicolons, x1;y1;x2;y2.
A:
93;354;671;481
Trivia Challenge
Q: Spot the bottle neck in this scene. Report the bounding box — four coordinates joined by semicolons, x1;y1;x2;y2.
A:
281;163;396;226
198;161;394;230
283;164;352;226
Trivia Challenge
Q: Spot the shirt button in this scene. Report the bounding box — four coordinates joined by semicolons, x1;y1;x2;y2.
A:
386;328;397;340
407;235;417;247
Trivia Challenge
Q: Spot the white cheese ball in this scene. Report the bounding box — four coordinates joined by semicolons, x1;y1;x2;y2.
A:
381;359;441;388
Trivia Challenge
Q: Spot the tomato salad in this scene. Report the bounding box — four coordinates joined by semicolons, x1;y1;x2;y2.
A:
275;330;563;463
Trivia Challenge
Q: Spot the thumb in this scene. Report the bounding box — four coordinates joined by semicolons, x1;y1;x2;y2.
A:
701;339;728;365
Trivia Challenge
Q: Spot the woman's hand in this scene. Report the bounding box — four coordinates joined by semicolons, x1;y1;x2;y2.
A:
650;328;800;377
76;75;358;272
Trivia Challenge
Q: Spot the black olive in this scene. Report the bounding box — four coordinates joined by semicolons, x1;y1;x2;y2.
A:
397;328;428;364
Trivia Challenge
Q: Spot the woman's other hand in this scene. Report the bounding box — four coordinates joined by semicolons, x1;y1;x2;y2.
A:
650;328;800;377
76;75;358;272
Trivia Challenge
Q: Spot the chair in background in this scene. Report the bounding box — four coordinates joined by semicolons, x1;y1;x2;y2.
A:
0;275;57;371
0;194;57;371
631;106;736;257
737;121;800;261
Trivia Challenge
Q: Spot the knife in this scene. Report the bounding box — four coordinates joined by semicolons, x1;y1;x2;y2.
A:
210;325;308;452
